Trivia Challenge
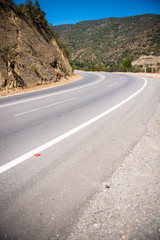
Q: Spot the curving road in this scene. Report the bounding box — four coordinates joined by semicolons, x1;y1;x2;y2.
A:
0;71;160;239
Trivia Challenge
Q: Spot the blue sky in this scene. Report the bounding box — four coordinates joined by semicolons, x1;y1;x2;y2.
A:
14;0;160;26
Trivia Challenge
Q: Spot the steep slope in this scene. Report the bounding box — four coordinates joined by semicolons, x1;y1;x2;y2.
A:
55;14;160;71
0;0;72;91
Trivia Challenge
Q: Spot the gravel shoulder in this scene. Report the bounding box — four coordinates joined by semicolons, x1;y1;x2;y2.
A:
118;72;160;80
67;103;160;240
138;73;160;80
131;73;160;80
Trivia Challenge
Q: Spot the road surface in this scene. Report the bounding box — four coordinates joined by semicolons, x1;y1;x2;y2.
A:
0;71;160;239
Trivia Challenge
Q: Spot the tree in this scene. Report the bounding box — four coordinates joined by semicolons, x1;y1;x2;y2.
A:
34;0;40;9
25;0;33;10
123;56;132;69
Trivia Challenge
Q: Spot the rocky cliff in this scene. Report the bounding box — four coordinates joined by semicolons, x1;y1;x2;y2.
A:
0;0;73;91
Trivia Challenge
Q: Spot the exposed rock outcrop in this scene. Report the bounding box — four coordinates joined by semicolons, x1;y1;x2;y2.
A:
132;55;160;68
0;1;72;91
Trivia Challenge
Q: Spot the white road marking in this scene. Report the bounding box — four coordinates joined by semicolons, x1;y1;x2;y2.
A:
0;73;105;108
0;76;147;174
14;97;76;117
108;82;117;88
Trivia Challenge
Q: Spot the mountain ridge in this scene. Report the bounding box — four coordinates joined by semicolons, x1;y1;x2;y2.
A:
55;13;159;26
55;14;160;72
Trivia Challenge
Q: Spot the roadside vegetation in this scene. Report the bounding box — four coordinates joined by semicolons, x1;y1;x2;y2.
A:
70;57;160;73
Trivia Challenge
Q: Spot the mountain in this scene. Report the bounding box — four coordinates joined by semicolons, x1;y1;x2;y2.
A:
55;14;160;72
0;0;72;92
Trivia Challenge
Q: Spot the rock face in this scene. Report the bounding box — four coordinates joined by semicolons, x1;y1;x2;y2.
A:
0;1;72;90
132;55;160;68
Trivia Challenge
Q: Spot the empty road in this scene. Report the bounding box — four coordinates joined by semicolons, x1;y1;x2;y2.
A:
0;71;160;239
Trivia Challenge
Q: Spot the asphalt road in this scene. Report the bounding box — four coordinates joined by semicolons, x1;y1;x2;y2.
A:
0;71;160;240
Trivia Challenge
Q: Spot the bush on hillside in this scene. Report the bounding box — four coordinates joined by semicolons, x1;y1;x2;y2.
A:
123;56;132;69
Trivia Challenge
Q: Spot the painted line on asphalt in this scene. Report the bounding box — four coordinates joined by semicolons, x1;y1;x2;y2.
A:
14;97;76;117
0;73;105;108
0;76;147;174
108;82;117;88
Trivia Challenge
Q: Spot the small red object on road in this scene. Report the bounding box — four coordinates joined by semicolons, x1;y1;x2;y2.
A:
34;153;41;157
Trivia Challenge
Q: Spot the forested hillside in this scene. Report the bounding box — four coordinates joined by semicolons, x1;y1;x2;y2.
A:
55;14;160;72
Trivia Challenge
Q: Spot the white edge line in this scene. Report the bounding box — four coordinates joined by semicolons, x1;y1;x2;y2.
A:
0;76;147;174
14;97;76;117
0;71;83;99
0;73;105;108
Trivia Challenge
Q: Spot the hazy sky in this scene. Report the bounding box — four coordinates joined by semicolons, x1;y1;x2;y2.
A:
14;0;160;25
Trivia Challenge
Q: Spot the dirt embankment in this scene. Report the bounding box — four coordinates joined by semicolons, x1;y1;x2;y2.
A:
0;1;72;92
0;73;82;97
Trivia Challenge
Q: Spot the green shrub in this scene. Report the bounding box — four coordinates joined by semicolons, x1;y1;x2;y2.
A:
33;65;38;72
146;66;152;73
123;56;132;69
56;39;70;57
